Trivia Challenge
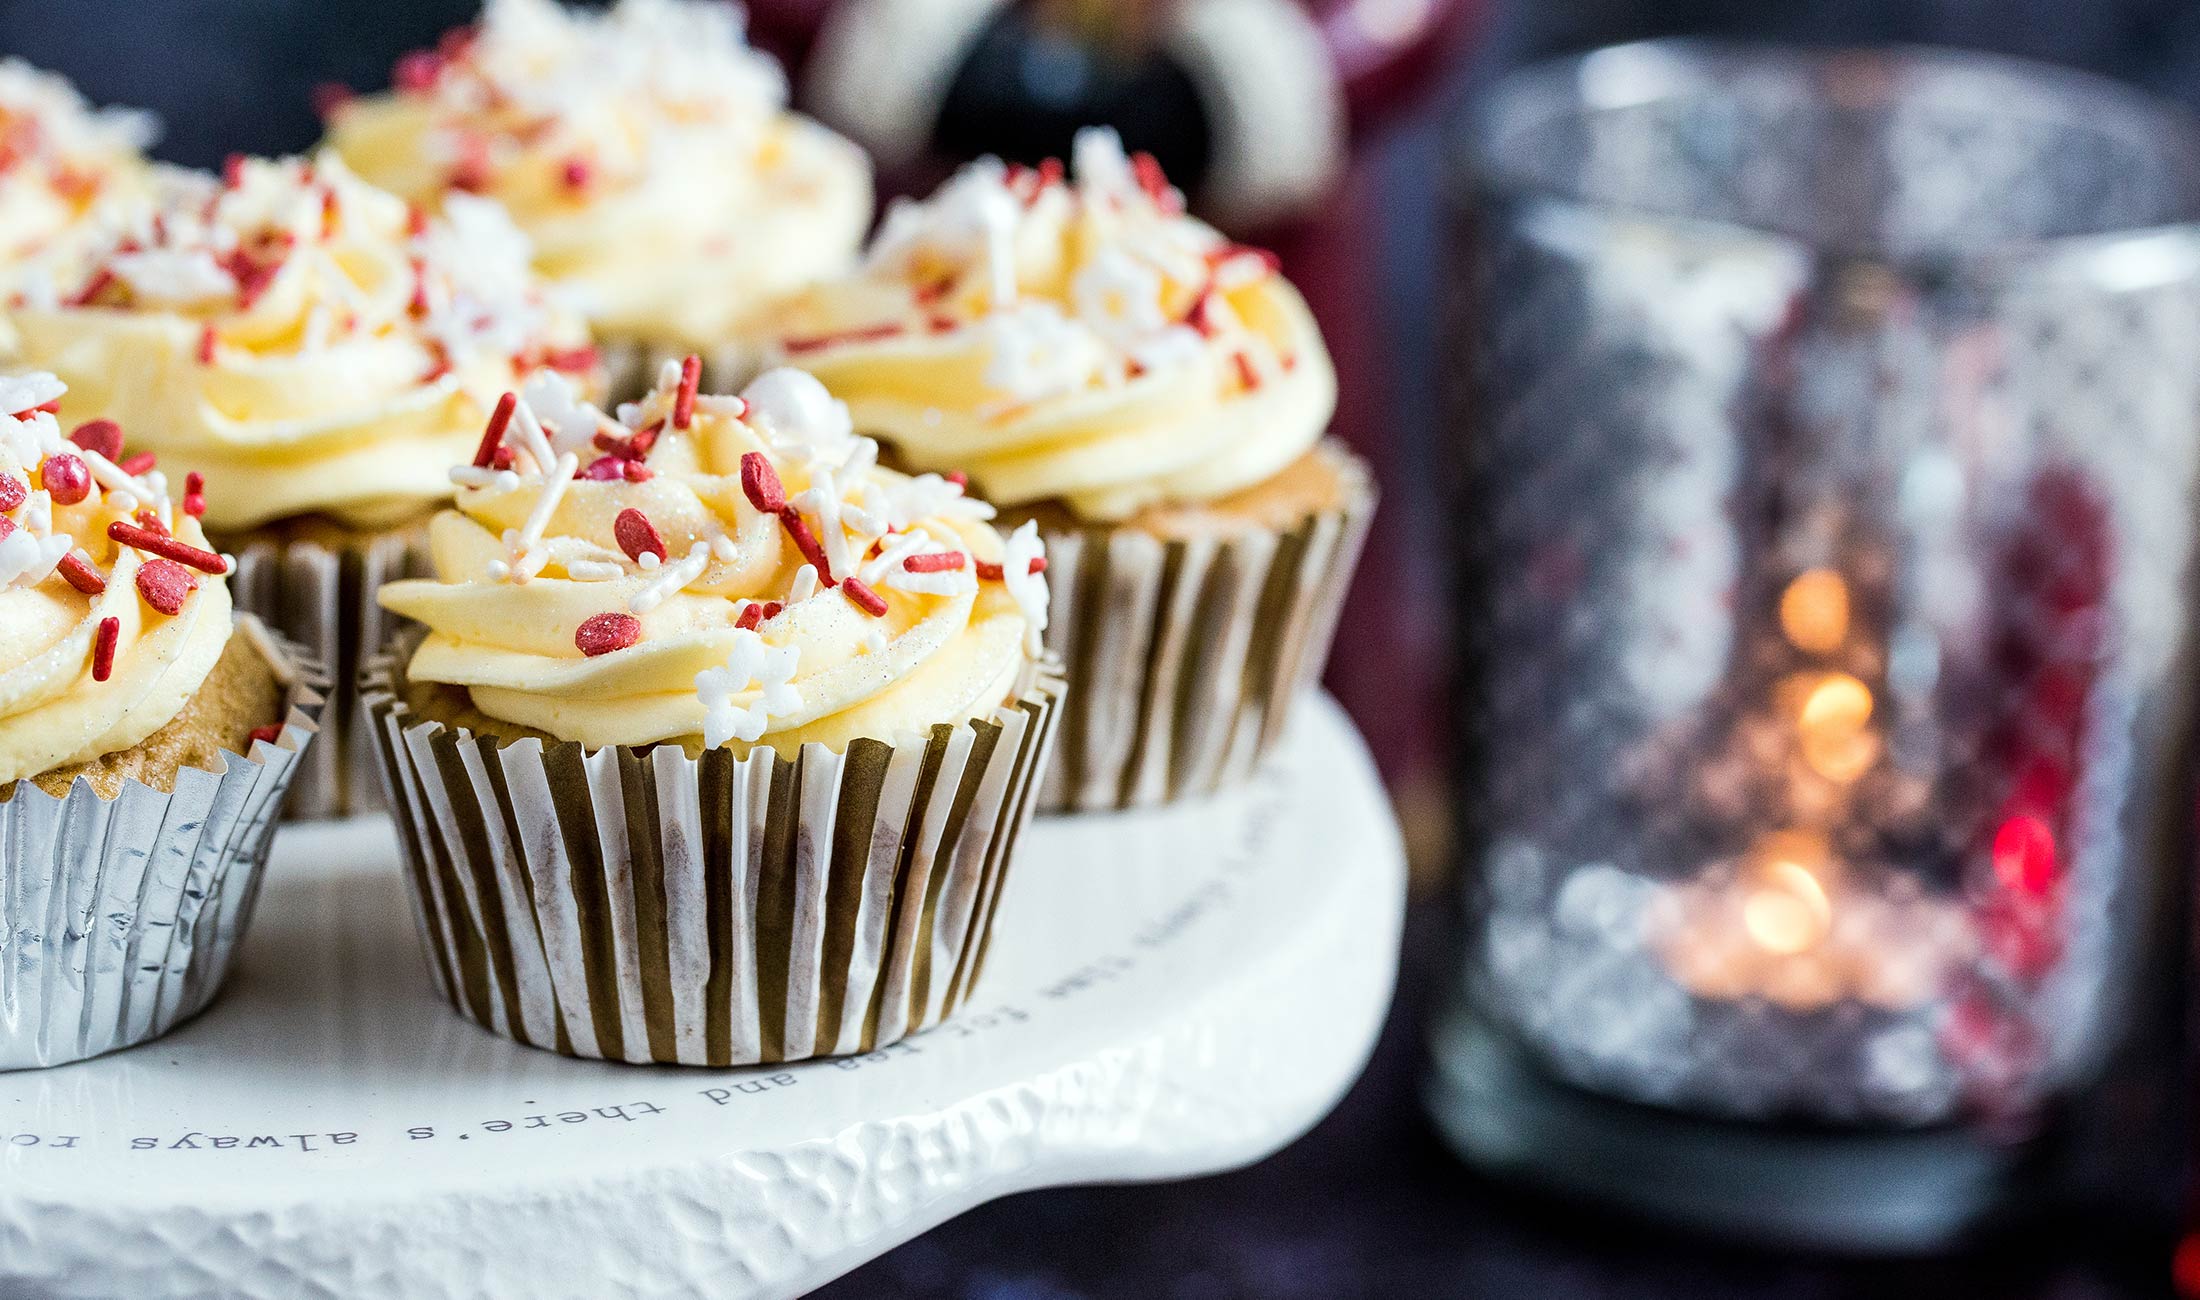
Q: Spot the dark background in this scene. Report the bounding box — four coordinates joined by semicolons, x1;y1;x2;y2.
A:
4;1;2191;1295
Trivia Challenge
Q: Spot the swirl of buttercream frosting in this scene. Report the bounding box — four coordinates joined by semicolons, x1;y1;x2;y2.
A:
9;152;593;532
0;371;238;785
378;359;1047;754
325;0;872;352
769;127;1337;521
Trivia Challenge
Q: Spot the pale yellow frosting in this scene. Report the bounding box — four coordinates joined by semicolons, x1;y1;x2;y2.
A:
379;363;1046;754
772;128;1337;521
8;153;592;532
325;0;873;352
0;59;155;268
0;372;235;785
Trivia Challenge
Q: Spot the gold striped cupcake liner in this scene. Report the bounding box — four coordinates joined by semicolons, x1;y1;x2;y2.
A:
0;619;327;1070
222;520;431;819
361;634;1065;1066
1036;441;1375;811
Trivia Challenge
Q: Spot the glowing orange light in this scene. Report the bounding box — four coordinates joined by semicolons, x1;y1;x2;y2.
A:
1741;833;1835;956
1789;672;1878;782
1992;814;2057;896
1779;569;1850;653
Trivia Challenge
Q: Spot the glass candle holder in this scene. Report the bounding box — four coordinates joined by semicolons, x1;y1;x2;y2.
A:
1433;41;2200;1249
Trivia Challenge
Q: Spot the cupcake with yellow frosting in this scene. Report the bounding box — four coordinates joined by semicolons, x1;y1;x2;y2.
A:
771;128;1373;810
9;152;592;816
0;371;324;1070
0;59;155;274
324;0;873;398
365;358;1061;1065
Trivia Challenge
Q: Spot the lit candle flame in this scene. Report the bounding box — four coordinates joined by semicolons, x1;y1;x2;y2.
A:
1780;568;1850;653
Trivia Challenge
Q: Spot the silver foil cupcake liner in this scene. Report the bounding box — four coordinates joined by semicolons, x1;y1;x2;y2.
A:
223;521;430;819
362;636;1065;1066
1037;441;1375;811
0;619;327;1070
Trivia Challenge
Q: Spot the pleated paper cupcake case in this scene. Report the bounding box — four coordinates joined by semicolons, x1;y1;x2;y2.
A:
224;523;430;819
0;626;328;1070
1037;452;1374;811
362;643;1064;1066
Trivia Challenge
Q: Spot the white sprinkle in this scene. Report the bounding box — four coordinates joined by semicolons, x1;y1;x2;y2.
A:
696;629;802;747
449;465;521;492
630;540;710;613
1002;518;1050;657
786;563;818;604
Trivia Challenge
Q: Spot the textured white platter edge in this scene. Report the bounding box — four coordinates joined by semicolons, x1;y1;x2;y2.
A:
0;694;1404;1300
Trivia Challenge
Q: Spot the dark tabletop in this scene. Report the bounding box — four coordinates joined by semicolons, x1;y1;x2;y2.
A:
814;897;2176;1300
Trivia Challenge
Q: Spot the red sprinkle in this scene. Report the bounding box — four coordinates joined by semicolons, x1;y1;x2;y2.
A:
0;473;22;511
778;507;834;585
613;507;666;563
945;471;968;489
1209;243;1282;276
575;611;640;657
69;419;124;462
578;455;627;481
740;452;785;514
107;521;229;575
222;153;246;190
1131;151;1178;210
472;392;517;468
311;82;356;118
91;616;119;681
197;323;219;365
843;577;888;617
976;557;1048;581
782;322;907;353
734;602;764;631
543;344;598;373
247;723;284;746
672;354;701;430
446;136;491;192
560;156;593;191
1233;351;1261;391
759;601;783;621
119;451;157;477
622;460;654;483
1186;292;1222;338
135;557;198;615
133;508;167;535
903;551;966;573
41;454;90;505
393;49;444;94
406;204;429;238
57;551;105;594
490;445;515;471
67;267;116;308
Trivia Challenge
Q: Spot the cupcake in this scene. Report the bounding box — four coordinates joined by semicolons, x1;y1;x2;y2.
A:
367;359;1062;1065
771;128;1373;810
324;0;874;399
0;371;324;1069
8;152;592;817
0;59;155;272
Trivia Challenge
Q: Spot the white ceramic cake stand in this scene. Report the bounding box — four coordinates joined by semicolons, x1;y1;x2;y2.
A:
0;695;1403;1300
